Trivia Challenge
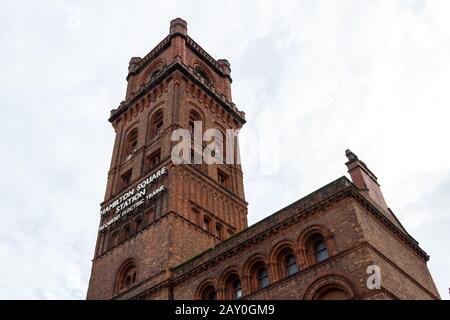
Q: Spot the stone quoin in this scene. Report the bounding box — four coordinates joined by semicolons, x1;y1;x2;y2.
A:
86;18;440;300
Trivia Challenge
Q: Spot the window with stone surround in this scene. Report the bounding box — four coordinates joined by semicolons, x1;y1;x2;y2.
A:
146;149;161;173
313;238;329;263
115;260;137;294
203;216;210;232
123;128;138;161
149;110;164;140
217;169;229;188
120;169;132;190
215;223;223;239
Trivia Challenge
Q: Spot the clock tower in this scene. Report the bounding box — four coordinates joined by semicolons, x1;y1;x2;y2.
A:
86;18;247;299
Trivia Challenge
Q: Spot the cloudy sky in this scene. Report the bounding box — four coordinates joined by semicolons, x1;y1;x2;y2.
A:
1;0;449;299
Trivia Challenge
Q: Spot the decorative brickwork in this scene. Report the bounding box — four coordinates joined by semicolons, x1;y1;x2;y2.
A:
86;19;440;300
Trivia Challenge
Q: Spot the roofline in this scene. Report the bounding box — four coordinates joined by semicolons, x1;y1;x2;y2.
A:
109;60;246;124
171;176;429;275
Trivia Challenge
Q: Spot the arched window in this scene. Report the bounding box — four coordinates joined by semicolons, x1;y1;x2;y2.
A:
303;275;357;300
285;254;299;276
257;267;270;289
149;69;161;82
194;66;211;84
225;274;243;300
116;261;137;294
299;226;334;266
123;128;138;161
246;259;270;292
313;238;329;263
149;110;164;140
199;285;217;300
271;244;299;281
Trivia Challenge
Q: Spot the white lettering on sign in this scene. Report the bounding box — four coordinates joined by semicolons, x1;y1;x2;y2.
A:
98;185;167;232
99;167;167;216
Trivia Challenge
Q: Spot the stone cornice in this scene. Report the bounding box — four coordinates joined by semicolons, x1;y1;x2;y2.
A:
110;60;245;124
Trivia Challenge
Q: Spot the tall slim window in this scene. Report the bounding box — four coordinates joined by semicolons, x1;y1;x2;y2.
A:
232;278;243;300
121;224;131;242
123;129;138;161
257;268;270;289
203;216;210;232
147;149;161;173
215;224;222;239
144;206;156;225
285;254;299;276
134;217;142;233
313;239;329;263
149;110;164;140
109;231;119;250
217;170;229;188
189;110;202;137
121;170;132;190
191;207;200;225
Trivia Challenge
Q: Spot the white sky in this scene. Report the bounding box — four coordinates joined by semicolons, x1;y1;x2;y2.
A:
1;0;449;299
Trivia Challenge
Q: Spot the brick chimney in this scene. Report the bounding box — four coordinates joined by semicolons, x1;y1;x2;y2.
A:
345;149;389;213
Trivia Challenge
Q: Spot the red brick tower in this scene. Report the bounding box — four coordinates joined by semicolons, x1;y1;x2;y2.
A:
86;18;247;299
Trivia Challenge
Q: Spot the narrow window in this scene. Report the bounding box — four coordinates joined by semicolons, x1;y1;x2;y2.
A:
285;254;299;276
147;149;161;173
144;206;156;225
232;278;243;300
123;129;138;161
134;217;142;233
217;170;229;188
258;268;270;289
314;239;329;263
203;216;210;232
109;231;119;250
121;170;132;190
215;224;222;239
191;207;200;225
149;110;164;140
121;224;131;242
189;110;202;138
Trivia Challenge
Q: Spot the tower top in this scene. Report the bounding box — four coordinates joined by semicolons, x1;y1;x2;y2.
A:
170;18;188;35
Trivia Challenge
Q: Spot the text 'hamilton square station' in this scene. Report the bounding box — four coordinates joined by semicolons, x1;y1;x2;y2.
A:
86;19;440;300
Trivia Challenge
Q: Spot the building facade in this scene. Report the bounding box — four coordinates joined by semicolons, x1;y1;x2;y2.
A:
86;19;440;300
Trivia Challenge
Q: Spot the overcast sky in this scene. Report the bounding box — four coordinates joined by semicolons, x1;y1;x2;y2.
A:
1;0;449;299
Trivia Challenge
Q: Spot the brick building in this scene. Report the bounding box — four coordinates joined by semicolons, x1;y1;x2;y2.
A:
86;19;440;300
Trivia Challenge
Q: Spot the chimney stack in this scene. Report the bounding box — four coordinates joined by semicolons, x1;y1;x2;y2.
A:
345;149;389;213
